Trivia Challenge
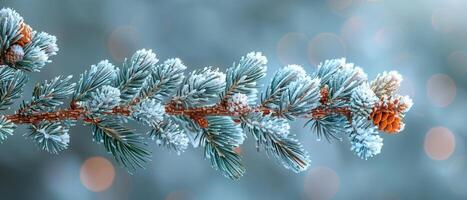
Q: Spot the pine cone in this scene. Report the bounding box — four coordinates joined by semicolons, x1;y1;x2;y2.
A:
370;109;401;133
370;96;410;134
5;44;24;64
16;22;32;46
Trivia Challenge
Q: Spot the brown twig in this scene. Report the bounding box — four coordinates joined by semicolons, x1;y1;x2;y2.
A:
5;87;351;126
5;103;351;124
6;100;134;124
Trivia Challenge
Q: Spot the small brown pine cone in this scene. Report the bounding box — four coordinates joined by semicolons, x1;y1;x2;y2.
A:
370;95;408;134
16;22;33;47
5;44;24;64
370;110;401;134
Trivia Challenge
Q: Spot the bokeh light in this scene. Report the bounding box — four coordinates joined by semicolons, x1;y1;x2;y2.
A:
447;156;467;196
166;190;193;200
327;0;352;14
327;0;365;17
3;0;467;199
80;156;115;192
392;51;411;66
276;32;309;65
308;33;346;65
397;74;416;98
340;16;366;44
432;8;456;33
304;166;340;200
373;26;401;50
108;26;138;62
427;74;456;107
424;127;455;161
448;51;467;75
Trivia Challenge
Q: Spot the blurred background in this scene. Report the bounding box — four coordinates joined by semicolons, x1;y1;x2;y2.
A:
0;0;465;199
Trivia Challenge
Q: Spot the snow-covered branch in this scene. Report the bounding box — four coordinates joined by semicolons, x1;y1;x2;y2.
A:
0;8;413;180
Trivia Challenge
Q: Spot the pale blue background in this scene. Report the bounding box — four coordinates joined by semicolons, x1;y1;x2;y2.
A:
0;0;466;199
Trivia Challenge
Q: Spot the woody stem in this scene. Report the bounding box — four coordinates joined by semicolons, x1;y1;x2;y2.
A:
5;88;350;125
5;103;350;124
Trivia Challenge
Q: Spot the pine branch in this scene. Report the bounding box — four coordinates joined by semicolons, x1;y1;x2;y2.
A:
72;60;115;102
261;65;306;108
0;71;28;110
0;8;414;180
19;75;75;113
140;58;186;100
0;8;23;51
222;52;267;103
174;66;225;107
115;49;158;102
241;112;310;172
0;116;16;142
276;75;321;120
26;121;70;154
201;116;245;179
148;119;189;155
92;120;151;170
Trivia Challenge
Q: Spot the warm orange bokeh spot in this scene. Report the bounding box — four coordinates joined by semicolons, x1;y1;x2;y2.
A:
427;74;456;107
308;33;346;65
424;127;455;160
276;32;309;65
304;166;340;200
108;26;138;62
80;156;115;192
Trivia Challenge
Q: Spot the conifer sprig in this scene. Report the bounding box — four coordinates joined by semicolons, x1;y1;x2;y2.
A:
0;8;413;179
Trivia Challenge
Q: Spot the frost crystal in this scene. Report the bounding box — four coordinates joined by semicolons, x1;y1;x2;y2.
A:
350;83;379;117
176;66;226;106
133;49;159;70
352;66;368;82
0;116;15;142
272;119;291;137
248;113;290;137
27;122;70;154
132;98;165;125
85;85;121;112
0;8;23;45
227;93;249;112
40;32;59;56
37;129;70;147
349;117;383;160
283;64;307;81
195;67;226;86
0;7;414;178
246;52;268;65
90;60;116;80
35;48;49;64
397;95;413;113
166;58;187;71
351;130;383;160
156;129;189;155
370;71;403;98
